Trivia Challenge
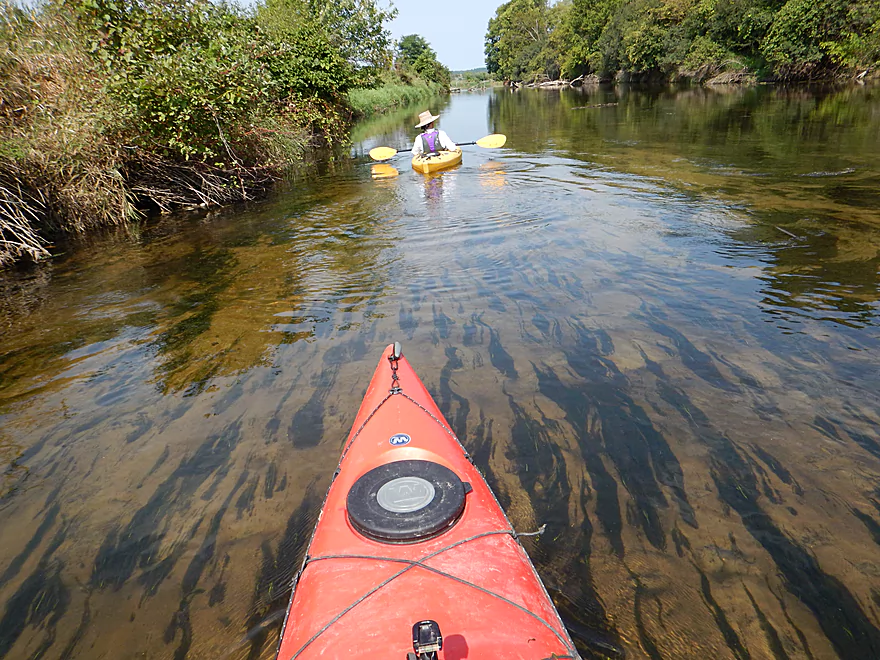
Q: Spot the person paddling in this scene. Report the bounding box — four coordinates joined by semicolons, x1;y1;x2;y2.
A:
412;110;458;156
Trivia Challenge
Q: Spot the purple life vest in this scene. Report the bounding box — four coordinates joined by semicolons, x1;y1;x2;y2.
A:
420;130;442;155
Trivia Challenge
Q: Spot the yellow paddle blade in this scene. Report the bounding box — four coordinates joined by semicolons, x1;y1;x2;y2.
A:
371;163;399;179
475;134;507;149
369;146;398;161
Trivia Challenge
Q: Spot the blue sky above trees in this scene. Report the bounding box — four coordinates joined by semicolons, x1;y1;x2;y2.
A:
388;0;496;70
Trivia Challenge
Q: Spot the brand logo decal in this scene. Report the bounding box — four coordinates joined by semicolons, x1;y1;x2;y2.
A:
389;433;411;446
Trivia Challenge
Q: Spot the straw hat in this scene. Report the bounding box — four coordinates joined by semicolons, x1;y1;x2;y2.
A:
415;110;441;128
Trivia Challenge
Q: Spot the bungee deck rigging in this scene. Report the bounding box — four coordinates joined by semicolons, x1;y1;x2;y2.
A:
276;343;581;660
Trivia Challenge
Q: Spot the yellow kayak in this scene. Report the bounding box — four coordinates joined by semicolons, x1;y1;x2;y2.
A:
411;149;462;174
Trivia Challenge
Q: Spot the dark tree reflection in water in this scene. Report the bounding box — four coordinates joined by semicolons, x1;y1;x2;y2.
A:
1;86;879;659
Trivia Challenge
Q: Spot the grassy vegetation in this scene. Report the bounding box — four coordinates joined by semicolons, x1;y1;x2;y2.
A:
1;4;122;265
348;77;445;118
0;0;452;269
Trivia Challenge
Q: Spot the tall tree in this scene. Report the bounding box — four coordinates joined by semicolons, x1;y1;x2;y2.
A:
260;0;396;84
485;0;553;81
395;34;451;89
397;34;434;66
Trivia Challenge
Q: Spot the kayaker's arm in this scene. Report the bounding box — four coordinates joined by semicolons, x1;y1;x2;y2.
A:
437;129;458;150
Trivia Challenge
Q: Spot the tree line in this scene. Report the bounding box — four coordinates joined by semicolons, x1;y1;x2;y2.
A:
0;0;449;267
485;0;880;83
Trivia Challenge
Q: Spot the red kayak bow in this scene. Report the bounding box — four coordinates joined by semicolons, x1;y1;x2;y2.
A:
276;343;580;660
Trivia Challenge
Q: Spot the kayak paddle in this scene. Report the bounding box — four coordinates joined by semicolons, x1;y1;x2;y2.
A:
368;133;506;161
458;133;507;148
368;146;399;161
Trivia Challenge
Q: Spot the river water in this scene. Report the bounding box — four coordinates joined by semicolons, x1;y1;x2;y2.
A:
1;86;879;660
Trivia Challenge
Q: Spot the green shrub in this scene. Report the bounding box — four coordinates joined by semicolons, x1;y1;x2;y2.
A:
623;21;667;71
68;0;339;163
395;34;452;90
347;78;444;117
761;0;880;72
681;35;739;70
0;0;405;267
412;52;452;89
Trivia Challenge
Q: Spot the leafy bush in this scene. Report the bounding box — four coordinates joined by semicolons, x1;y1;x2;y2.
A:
681;35;737;70
69;0;353;163
303;0;397;85
258;0;395;88
624;21;667;71
0;0;405;267
395;34;451;90
761;0;880;74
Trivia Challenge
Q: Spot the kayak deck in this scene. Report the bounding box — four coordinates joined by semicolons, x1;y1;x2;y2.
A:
276;344;579;660
412;149;462;174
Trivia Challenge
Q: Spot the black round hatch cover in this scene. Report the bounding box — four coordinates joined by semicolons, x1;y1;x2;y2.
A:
347;460;469;543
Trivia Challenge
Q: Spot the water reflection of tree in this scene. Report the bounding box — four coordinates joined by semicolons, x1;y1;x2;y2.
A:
151;182;397;394
488;85;880;177
0;171;398;401
739;221;880;329
488;85;880;328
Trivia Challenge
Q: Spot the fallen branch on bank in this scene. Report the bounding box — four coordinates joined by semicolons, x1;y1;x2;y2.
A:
571;102;619;110
517;74;606;89
127;156;279;214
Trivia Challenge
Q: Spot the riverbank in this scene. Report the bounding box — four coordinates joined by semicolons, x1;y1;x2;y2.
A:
485;0;880;89
510;67;880;90
347;78;445;118
0;0;441;270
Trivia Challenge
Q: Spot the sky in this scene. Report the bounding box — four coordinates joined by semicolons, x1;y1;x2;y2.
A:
386;0;498;71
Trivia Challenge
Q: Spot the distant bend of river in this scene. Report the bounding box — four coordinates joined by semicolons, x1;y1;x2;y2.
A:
1;85;880;660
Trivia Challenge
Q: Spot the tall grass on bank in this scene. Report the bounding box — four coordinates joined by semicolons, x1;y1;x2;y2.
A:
0;0;360;268
348;79;445;118
0;4;115;265
0;0;443;269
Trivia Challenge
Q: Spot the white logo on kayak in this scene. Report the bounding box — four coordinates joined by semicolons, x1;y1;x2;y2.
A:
389;433;411;446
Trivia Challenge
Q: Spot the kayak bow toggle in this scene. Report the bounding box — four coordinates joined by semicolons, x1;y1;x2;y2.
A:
408;620;442;660
389;341;402;393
